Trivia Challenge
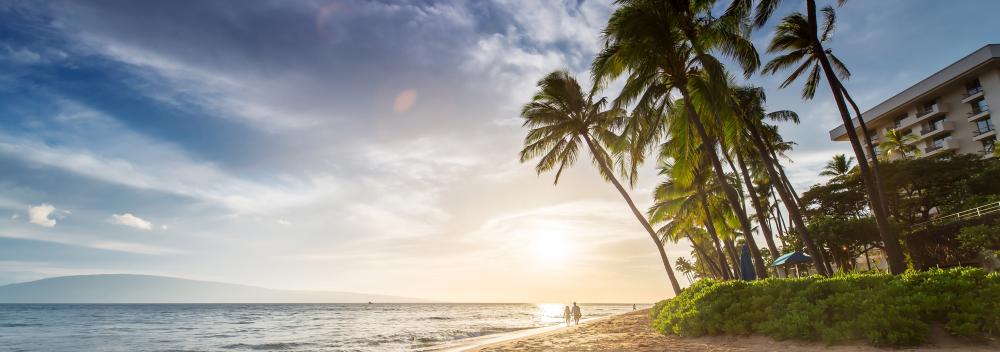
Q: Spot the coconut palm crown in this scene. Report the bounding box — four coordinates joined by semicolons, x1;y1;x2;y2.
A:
518;70;684;295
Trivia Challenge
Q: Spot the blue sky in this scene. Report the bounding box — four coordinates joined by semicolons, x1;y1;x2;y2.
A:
0;0;998;302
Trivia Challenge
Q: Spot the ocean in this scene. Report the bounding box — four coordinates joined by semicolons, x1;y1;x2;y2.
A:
0;303;643;351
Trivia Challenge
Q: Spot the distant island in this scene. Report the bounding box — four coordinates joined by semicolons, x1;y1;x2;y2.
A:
0;274;427;303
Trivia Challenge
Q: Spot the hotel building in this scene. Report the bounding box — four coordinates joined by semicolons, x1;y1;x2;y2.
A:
829;44;999;159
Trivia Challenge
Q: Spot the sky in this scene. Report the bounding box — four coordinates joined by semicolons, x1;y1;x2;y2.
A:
1;0;998;303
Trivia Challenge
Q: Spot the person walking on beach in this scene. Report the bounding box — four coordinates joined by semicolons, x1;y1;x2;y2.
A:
571;302;581;325
632;304;636;311
563;306;572;326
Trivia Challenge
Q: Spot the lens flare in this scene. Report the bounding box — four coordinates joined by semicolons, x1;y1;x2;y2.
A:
393;89;417;113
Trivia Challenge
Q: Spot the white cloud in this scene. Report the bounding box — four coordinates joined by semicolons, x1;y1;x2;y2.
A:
0;231;183;256
277;219;291;226
10;213;19;220
161;224;169;230
27;203;57;228
110;213;153;231
0;116;343;215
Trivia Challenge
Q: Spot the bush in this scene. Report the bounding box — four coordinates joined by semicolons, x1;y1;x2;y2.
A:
651;268;1000;346
957;221;1000;253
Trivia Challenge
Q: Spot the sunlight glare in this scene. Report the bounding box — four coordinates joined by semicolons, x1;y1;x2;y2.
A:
531;230;572;266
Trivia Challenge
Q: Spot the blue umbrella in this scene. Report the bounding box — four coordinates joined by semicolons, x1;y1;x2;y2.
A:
771;251;813;267
739;245;756;280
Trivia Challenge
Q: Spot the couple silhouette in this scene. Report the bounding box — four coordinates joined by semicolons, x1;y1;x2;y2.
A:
561;302;582;326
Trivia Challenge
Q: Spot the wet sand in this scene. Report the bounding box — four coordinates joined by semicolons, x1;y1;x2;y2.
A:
470;309;997;351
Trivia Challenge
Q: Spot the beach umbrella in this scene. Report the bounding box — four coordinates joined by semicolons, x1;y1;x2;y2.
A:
739;245;756;281
771;251;813;267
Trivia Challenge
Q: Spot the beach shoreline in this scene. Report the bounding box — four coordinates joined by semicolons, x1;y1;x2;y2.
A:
464;309;999;352
422;313;620;352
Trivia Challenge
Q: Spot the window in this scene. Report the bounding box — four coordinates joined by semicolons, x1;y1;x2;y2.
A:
976;118;994;134
921;100;937;114
930;117;945;131
872;144;881;156
966;79;982;96
932;135;950;148
972;98;990;114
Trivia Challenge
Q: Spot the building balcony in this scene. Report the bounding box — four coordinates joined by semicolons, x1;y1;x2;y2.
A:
961;87;984;103
924;139;960;156
899;104;946;129
973;128;996;141
967;106;990;122
916;121;955;141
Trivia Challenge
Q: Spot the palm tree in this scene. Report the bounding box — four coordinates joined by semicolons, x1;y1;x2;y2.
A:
759;5;906;274
518;70;682;295
879;129;919;160
593;0;770;279
649;143;736;280
675;257;697;283
724;86;830;274
819;154;855;179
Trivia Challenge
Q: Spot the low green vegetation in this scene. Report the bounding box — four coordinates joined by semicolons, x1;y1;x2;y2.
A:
650;268;1000;346
958;220;1000;254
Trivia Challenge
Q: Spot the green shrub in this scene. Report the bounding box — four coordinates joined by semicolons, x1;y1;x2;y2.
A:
957;221;1000;252
651;268;1000;347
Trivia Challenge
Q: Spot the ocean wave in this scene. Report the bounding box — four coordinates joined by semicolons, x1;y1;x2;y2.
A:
1;323;43;327
410;326;534;347
220;342;314;350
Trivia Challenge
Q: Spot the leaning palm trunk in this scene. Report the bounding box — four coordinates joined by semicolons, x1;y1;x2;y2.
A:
695;184;734;280
806;0;905;274
723;237;741;278
718;141;769;273
840;83;890;216
678;86;768;278
765;142;803;211
741;114;829;275
687;234;725;279
582;134;683;294
736;154;781;258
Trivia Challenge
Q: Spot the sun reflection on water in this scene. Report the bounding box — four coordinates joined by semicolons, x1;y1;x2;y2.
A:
535;303;568;325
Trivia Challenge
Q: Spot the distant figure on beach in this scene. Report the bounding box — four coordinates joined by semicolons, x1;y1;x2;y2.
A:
571;302;581;325
563;306;572;326
632;304;636;311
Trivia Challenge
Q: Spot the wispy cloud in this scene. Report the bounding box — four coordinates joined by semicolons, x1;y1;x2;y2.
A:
109;213;153;231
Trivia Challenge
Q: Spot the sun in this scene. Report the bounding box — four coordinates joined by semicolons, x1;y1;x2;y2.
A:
531;231;572;265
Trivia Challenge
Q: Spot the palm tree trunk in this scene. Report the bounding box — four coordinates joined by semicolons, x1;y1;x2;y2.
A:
720;147;747;206
772;206;785;241
687;234;724;279
723;237;741;278
695;183;733;280
677;86;768;279
740;114;830;276
771;191;788;237
736;154;781;259
581;134;683;294
766;143;803;211
840;83;890;216
807;0;906;275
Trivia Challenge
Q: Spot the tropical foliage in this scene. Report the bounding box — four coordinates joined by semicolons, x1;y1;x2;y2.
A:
518;70;683;295
651;268;1000;346
879;128;919;160
515;0;1000;330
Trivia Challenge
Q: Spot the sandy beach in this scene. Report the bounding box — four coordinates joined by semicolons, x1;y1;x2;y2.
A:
470;309;998;352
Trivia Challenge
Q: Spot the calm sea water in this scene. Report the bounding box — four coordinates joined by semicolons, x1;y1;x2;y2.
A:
0;303;641;351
